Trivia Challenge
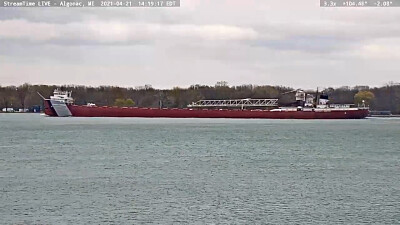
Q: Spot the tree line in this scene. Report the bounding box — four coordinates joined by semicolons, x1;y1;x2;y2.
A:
0;82;399;113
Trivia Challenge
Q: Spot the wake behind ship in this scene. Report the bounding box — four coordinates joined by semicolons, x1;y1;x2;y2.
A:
40;89;369;119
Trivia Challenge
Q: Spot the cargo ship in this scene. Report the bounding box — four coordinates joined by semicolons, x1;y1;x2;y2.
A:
39;89;369;119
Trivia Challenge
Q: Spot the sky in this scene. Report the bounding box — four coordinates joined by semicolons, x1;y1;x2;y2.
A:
0;0;400;89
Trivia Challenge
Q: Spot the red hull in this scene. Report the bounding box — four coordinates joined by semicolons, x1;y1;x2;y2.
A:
44;101;369;119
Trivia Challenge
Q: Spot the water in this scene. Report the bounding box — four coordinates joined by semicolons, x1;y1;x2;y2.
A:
1;114;399;224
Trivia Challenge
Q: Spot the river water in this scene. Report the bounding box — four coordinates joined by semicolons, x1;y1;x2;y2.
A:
1;114;399;224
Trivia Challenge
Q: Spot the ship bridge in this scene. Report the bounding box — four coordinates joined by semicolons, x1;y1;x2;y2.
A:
187;98;279;109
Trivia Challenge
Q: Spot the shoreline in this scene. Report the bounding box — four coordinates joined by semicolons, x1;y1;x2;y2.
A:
369;115;400;118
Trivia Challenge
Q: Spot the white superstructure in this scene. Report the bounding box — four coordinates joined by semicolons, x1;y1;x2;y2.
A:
50;89;74;104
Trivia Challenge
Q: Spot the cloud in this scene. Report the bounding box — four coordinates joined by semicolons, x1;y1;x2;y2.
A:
356;38;400;60
0;19;259;44
0;1;400;88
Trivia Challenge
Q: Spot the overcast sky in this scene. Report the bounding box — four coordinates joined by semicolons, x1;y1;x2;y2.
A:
0;1;399;89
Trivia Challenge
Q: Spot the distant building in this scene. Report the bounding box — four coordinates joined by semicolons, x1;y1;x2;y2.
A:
369;111;392;115
31;105;41;113
2;108;14;112
354;86;370;91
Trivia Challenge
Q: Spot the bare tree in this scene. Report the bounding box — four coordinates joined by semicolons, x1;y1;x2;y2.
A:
17;83;31;110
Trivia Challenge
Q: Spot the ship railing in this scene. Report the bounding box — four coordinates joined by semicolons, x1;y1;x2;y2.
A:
329;104;354;108
188;98;279;108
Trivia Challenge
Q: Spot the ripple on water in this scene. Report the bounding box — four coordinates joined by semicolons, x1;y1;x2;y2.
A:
0;114;399;224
